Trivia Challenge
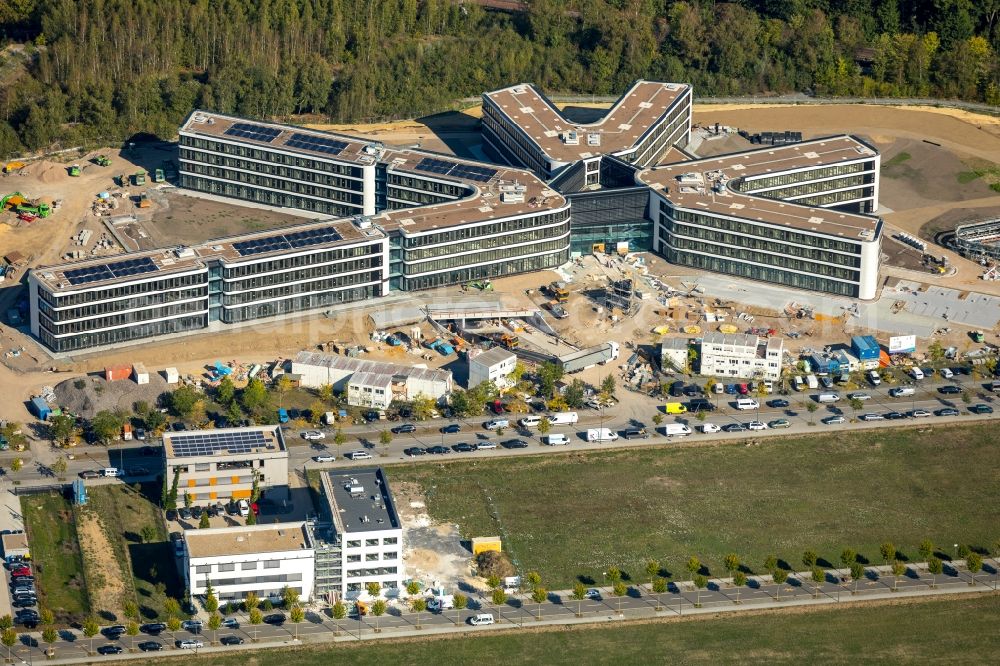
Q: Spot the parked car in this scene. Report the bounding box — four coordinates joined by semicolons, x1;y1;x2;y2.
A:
938;385;962;395
723;423;747;432
138;641;163;652
102;625;126;638
766;399;789;408
177;639;204;649
140;623;166;635
701;423;721;433
909;409;931;418
884;411;907;420
404;447;427;457
178;507;191;520
822;415;846;425
439;424;461;434
97;645;124;655
969;403;994;414
584;588;602;600
263;613;286;625
747;421;768;431
312;454;336;463
452;443;477;452
847;392;872;401
935;408;961;417
426;445;450;454
220;635;245;645
345;450;373;460
501;439;528;449
622;428;649;440
301;430;325;441
221;618;240;629
391;424;417;434
181;619;203;632
79;470;100;479
859;413;885;421
767;419;791;429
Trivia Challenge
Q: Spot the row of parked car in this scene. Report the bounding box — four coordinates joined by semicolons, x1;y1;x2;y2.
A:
6;556;37;626
166;500;252;522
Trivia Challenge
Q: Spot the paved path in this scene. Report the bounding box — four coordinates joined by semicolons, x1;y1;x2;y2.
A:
6;561;999;664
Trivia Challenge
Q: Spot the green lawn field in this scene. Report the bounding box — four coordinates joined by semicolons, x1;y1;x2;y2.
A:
20;492;89;620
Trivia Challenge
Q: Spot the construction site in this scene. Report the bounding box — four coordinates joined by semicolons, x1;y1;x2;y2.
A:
2;99;1000;420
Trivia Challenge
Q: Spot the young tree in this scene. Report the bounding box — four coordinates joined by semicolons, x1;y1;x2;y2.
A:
40;608;54;627
530;586;547;619
600;374;616;398
9;458;21;474
365;582;381;599
452;593;468;625
163;597;181;618
564;379;585;408
0;616;10;631
244;591;260;612
849;562;865;594
169;385;201;418
957;543;971;560
810;566;825;597
199;512;211;529
537;362;564;398
840;548;857;569
772;568;789;601
49;413;77;446
919;539;935;562
318;383;335;404
966;552;983;585
763;554;778;574
693;574;707;607
806;401;818;413
289;604;305;638
51;456;68;478
571;582;587;616
204;586;219;614
410;597;427;628
686;556;701;581
723;553;741;577
379;429;392;448
216;376;236;406
406;580;421;596
368;599;386;632
331;601;347;633
282;585;300;608
0;628;14;662
651;577;668;610
927;557;944;587
183;492;194;509
537;417;551;437
207;612;222;645
879;542;896;565
166;616;181;645
91;410;123;444
333;428;346;447
41;627;58;656
611;580;627;615
274;374;293;408
802;550;818;568
248;607;263;627
241;378;268;413
652;413;664;428
890;560;907;591
732;571;747;604
645;559;660;590
125;621;139;652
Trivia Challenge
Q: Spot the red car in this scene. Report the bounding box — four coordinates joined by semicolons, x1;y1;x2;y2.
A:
738;384;749;395
11;567;31;578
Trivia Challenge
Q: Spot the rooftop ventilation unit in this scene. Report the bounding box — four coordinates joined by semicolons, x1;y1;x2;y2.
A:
499;182;527;204
562;131;579;145
348;484;364;495
192;113;209;124
175;247;195;258
587;133;601;146
676;172;705;186
353;215;372;230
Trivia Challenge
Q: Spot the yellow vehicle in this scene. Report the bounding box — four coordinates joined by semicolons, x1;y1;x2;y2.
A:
3;162;26;174
665;402;687;414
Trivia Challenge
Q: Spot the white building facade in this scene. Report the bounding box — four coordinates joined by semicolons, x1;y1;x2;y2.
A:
291;351;452;403
183;523;315;603
468;347;517;390
699;333;783;381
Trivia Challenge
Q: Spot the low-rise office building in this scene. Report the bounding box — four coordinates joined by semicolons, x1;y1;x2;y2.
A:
660;337;690;372
310;468;404;600
183;522;314;603
699;332;783;381
291;351;452;404
468;347;517;390
162;426;288;505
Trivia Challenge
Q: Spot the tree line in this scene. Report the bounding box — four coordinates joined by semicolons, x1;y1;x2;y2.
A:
0;1;997;158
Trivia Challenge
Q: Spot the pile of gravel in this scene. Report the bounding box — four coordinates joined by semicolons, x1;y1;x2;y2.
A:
54;373;172;418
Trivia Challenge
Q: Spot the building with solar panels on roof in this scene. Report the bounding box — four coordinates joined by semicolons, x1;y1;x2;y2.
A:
162;425;289;505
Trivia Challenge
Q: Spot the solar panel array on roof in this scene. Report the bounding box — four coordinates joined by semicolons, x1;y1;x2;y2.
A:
233;226;342;257
285;133;349;156
170;430;268;457
224;122;281;143
413;157;497;183
64;256;159;286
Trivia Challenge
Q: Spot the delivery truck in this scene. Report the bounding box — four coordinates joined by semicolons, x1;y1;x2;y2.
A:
586;428;618;442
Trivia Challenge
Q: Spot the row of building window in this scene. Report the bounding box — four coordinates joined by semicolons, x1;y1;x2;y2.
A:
400;210;569;248
196;573;302;587
180;147;365;191
223;244;383;279
43;271;207;308
661;204;864;254
386;188;455;207
40;286;207;320
749;174;871;201
481;105;549;175
661;243;860;297
345;537;398;547
738;161;871;191
224;257;382;293
180;135;364;178
403;233;569;276
791;187;875;208
664;235;860;281
222;270;383;306
182;162;366;205
386;173;469;198
41;313;207;352
344;566;398;578
400;247;568;291
196;560;283;574
180;175;362;217
221;285;376;323
345;551;398;562
40;298;207;336
403;220;569;261
628;100;690;166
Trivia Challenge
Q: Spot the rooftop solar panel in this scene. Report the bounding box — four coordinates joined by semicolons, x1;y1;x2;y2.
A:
169;430;269;457
233;225;343;257
286;133;349;156
224;122;281;143
413;157;497;183
64;265;115;286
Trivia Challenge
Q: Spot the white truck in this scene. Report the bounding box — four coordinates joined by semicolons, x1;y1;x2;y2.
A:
806;374;819;390
427;595;455;611
586;428;618;442
663;423;692;437
547;411;578;425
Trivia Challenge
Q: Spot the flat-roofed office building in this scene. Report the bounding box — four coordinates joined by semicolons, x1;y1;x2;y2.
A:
162;426;289;505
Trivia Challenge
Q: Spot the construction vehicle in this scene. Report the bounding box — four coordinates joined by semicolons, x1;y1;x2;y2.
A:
466;279;493;291
354;600;369;617
133;171;146;186
972;330;985;343
94;155;111;167
546;281;569;303
68;164;81;177
116;173;127;187
3;162;26;174
1;192;26;210
491;332;519;349
137;192;151;208
153;168;165;183
15;202;51;218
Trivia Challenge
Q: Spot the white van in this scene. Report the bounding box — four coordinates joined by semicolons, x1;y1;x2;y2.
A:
793;376;805;391
714;382;725;394
548;412;579;425
102;468;120;477
519;415;542;427
817;393;840;403
735;398;759;410
469;613;495;626
586;428;619;442
889;386;915;398
545;433;569;446
663;423;692;437
910;367;925;380
806;374;819;390
867;370;882;386
484;419;509;430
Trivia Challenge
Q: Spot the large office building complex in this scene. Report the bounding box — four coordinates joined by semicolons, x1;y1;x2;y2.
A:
28;81;883;354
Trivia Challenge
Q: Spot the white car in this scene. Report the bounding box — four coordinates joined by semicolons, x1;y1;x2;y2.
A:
346;450;373;460
848;392;871;401
747;421;768;431
475;441;497;450
823;415;846;425
312;454;336;463
940;368;954;379
238;499;250;517
859;413;884;421
301;430;325;441
178;639;204;649
701;423;721;433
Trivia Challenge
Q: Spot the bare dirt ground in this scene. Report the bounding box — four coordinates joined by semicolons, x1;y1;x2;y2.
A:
76;508;129;619
54;373;171;419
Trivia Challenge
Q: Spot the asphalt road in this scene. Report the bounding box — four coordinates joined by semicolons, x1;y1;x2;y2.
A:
5;375;998;485
8;561;998;662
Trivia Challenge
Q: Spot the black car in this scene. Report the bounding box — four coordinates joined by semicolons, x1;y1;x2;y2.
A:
938;385;962;394
670;381;685;397
206;505;220;518
11;575;34;584
439;423;461;434
884;411;907;420
969;403;994;414
135;428;147;441
102;625;126;638
220;635;245;646
622;428;649;440
723;423;747;432
452;443;477;452
165;509;177;521
191;505;203;519
426;445;449;454
767;399;790;408
97;645;124;655
391;423;417;434
686;399;715;412
935;408;960;417
501;439;529;449
140;623;166;635
225;502;239;516
178;507;191;520
683;385;702;397
403;447;427;457
11;598;36;608
138;641;163;651
263;613;286;625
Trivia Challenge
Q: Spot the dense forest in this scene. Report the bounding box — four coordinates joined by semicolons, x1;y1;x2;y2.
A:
0;0;998;157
